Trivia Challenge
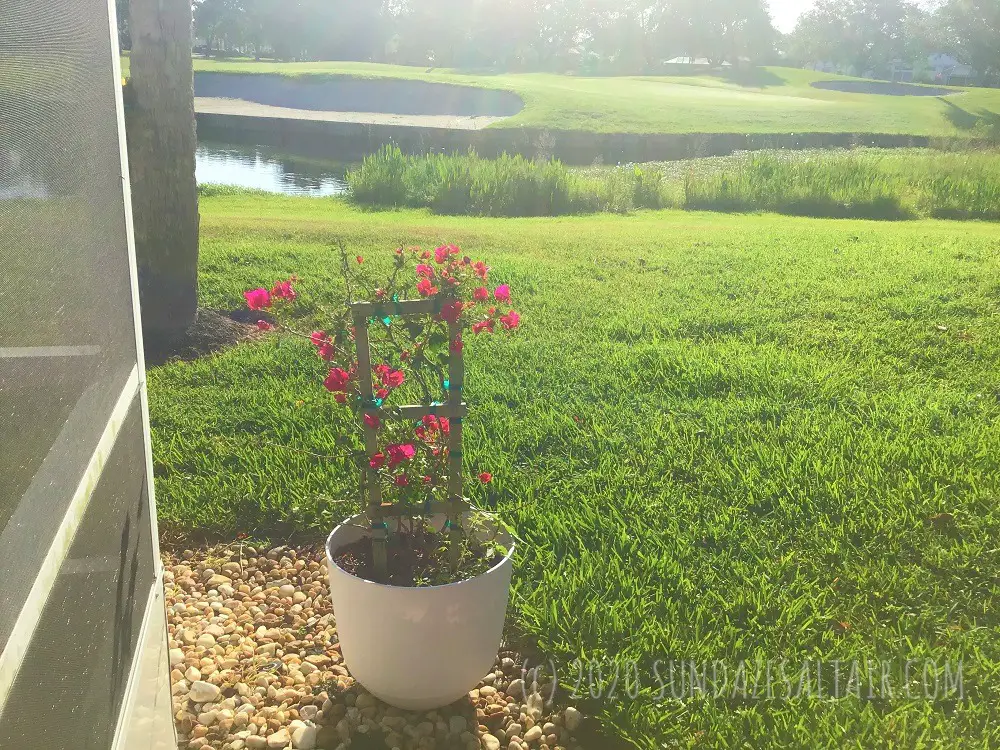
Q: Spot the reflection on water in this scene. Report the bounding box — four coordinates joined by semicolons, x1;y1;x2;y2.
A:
196;141;349;196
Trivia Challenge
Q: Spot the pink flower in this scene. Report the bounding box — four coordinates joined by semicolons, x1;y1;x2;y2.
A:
493;285;511;303
310;330;327;346
244;288;271;310
473;287;489;302
416;264;434;278
356;255;364;264
394;474;410;487
473;261;489;280
386;443;416;469
450;336;464;353
256;320;273;331
422;475;432;485
439;300;463;324
271;279;296;300
323;367;351;393
369;452;385;469
416;277;438;297
478;472;492;484
376;388;389;399
334;393;347;404
420;250;431;260
472;319;494;335
317;342;335;361
383;369;405;388
434;245;452;264
363;413;381;430
500;311;520;330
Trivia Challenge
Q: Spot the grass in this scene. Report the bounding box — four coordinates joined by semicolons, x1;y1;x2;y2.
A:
344;146;1000;221
679;148;1000;221
191;58;1000;138
150;193;1000;748
346;145;664;215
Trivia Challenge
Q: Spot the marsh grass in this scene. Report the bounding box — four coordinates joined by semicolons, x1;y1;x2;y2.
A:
346;145;668;216
680;148;1000;220
348;147;1000;220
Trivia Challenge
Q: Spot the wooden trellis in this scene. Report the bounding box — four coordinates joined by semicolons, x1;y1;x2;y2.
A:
350;298;467;577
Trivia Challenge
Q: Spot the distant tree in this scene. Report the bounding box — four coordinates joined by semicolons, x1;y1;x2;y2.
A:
127;0;199;344
194;0;247;55
656;0;776;66
940;0;1000;78
788;0;914;75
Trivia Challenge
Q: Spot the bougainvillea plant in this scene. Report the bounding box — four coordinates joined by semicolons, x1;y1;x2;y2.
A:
243;245;521;585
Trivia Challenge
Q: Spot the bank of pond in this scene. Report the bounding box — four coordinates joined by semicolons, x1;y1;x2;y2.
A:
198;144;1000;222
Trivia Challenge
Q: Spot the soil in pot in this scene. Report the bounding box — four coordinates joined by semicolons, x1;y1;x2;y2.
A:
333;525;506;587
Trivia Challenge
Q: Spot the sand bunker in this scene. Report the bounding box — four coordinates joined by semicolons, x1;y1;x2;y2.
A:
194;73;523;120
811;80;958;96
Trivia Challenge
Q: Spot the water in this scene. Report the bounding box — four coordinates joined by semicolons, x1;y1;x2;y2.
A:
196;140;350;196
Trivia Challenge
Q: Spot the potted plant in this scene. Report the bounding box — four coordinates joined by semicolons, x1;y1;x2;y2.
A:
243;244;522;710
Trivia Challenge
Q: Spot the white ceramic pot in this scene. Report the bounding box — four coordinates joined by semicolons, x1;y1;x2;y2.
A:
325;513;515;710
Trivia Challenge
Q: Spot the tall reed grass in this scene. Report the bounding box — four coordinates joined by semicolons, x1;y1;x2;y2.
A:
346;145;668;216
345;145;1000;221
682;149;1000;221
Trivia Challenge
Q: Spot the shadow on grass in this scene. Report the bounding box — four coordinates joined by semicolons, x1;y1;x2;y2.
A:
938;96;1000;131
685;196;914;221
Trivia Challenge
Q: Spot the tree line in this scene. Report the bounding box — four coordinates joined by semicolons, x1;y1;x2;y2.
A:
787;0;999;81
117;0;998;81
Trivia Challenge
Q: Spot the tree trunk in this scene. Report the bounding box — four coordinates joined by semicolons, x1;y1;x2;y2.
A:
126;0;199;344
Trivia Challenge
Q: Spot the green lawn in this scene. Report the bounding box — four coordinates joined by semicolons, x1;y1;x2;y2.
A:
192;58;1000;137
150;195;1000;748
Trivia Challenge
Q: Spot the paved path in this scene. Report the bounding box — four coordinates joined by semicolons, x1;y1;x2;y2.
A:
194;97;507;130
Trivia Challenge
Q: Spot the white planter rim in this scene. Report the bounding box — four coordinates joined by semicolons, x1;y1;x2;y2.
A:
325;514;515;593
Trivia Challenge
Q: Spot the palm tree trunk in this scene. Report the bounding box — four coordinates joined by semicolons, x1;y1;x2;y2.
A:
126;0;199;344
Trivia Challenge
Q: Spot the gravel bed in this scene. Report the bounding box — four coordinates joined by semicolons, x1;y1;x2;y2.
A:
164;544;586;750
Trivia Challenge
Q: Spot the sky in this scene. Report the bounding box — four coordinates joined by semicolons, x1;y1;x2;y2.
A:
768;0;814;33
768;0;941;33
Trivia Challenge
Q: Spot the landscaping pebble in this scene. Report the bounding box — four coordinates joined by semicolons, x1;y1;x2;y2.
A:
164;544;586;749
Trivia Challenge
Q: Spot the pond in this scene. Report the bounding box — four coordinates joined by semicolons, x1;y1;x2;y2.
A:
196;139;350;196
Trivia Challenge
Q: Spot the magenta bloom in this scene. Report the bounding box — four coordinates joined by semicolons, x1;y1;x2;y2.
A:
434;245;451;264
499;311;520;330
244;288;271;311
473;286;489;302
271;279;296;300
383;369;405;388
415;264;435;278
369;452;386;469
386;443;416;469
493;285;511;303
394;474;410;487
439;300;463;324
310;330;327;346
363;413;381;429
256;320;273;331
323;367;351;393
416;277;438;297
